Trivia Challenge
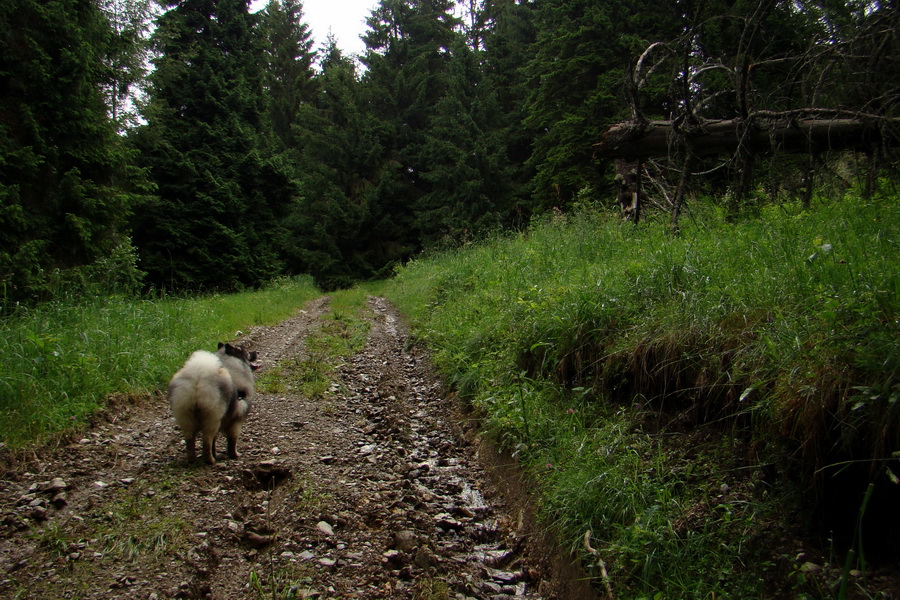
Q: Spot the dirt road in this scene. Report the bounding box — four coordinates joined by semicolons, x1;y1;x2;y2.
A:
0;297;591;599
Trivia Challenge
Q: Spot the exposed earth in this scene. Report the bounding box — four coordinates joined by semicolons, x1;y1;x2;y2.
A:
0;297;596;600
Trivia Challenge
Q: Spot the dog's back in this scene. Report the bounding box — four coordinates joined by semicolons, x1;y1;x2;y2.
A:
214;344;256;460
216;343;256;401
168;350;235;464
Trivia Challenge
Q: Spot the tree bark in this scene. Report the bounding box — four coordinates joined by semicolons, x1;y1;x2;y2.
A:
594;117;890;159
614;158;641;223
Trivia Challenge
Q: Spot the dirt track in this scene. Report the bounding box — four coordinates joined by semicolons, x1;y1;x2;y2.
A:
0;297;593;599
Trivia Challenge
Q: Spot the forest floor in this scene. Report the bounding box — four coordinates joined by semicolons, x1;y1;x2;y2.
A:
0;296;597;600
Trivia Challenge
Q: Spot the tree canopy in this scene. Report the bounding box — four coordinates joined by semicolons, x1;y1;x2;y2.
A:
0;0;140;301
1;0;896;298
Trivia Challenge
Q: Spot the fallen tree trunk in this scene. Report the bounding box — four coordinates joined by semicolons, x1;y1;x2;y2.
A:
594;117;889;159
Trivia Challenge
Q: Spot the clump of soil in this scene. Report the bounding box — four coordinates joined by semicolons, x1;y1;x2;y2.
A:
0;296;592;599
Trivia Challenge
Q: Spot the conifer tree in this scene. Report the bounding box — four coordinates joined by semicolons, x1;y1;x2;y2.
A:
261;0;317;150
279;39;373;289
359;0;461;265
98;0;154;131
132;0;291;291
417;35;516;243
479;0;537;223
523;0;680;208
0;0;138;301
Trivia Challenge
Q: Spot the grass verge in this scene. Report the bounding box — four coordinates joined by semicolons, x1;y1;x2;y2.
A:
379;194;899;598
0;276;321;448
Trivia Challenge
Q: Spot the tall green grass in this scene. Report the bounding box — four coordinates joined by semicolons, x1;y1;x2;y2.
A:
0;276;320;447
380;194;899;597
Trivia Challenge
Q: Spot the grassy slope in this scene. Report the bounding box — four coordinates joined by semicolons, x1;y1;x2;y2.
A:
0;277;321;447
378;196;899;598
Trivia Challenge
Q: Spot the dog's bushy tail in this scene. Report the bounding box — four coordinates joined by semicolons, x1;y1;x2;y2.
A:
169;351;233;440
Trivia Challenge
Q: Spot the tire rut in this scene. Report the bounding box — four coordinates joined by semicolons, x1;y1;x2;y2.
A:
0;296;571;599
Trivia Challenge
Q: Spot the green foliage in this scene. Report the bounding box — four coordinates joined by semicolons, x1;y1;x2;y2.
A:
277;40;373;291
381;195;899;597
0;277;319;447
132;0;292;292
357;0;462;265
416;36;520;244
0;0;142;304
523;0;681;207
261;0;318;150
97;0;154;130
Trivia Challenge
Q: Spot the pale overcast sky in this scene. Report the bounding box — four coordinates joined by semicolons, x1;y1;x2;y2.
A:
250;0;379;58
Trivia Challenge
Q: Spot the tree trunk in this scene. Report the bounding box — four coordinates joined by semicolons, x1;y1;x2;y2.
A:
594;118;888;159
615;158;641;223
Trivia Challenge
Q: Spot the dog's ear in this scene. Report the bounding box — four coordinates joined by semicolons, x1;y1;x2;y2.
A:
218;342;226;351
248;351;259;362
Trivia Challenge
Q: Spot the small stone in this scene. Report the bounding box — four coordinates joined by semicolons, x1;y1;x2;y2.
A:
320;456;336;465
93;481;108;489
480;581;502;594
434;513;464;530
39;478;68;493
489;569;519;584
51;493;68;509
298;550;315;561
242;531;275;548
318;557;336;567
316;521;334;536
359;444;377;456
393;530;418;553
382;549;403;567
414;546;435;568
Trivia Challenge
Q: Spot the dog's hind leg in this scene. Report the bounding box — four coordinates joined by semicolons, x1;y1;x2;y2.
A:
224;421;242;459
200;419;220;465
184;433;198;463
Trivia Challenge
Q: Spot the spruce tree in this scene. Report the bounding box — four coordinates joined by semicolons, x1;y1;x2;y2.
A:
479;0;537;224
359;0;461;265
261;0;318;150
279;39;372;289
133;0;292;291
523;0;680;208
98;0;154;131
0;0;137;301
417;36;516;243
